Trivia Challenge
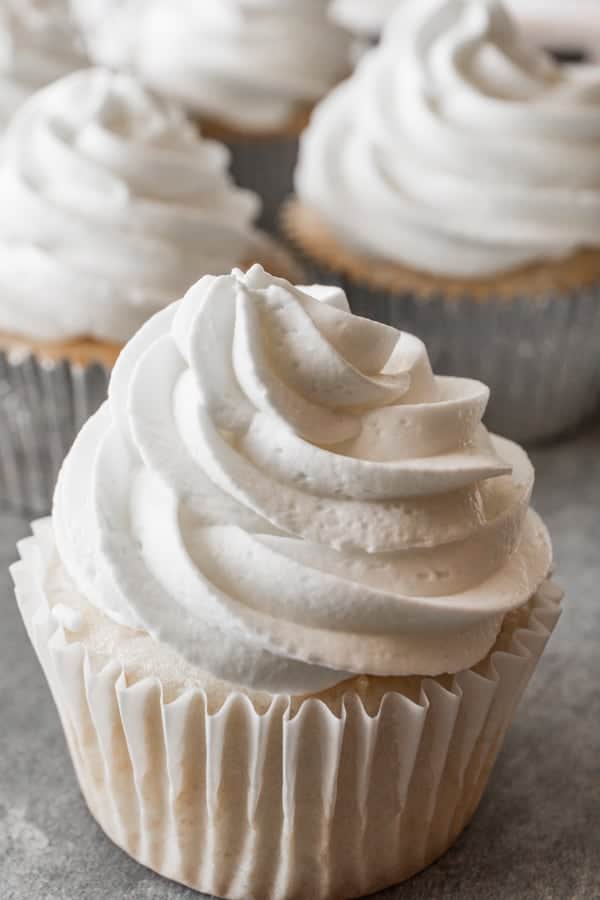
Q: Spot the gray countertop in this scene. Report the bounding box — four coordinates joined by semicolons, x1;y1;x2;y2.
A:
1;426;599;900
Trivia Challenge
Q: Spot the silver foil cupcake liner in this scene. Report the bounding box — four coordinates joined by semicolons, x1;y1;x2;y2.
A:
0;349;110;515
225;134;300;236
292;258;600;445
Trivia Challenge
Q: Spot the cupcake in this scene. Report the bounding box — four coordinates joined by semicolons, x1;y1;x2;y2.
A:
0;67;297;513
285;0;600;444
0;0;85;132
72;0;351;232
12;265;562;899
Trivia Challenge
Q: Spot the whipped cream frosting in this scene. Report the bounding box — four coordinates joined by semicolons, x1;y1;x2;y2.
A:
0;0;85;130
505;1;600;63
0;67;261;343
73;0;351;131
53;266;552;694
297;0;600;278
329;0;398;36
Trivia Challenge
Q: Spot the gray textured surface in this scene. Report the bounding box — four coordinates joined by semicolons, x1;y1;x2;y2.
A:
1;426;599;900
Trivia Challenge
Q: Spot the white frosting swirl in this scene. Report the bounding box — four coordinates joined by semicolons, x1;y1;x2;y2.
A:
73;0;351;131
0;67;261;343
329;0;398;37
297;0;600;278
53;266;552;695
505;1;600;63
0;0;85;130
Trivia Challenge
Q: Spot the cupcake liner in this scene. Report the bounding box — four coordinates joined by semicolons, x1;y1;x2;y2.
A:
0;350;110;515
224;134;300;236
282;211;600;444
12;520;562;900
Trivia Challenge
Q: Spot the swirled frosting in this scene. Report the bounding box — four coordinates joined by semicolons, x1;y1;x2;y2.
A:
0;0;85;131
297;0;600;278
505;1;600;63
53;266;552;694
329;0;398;37
72;0;351;131
0;67;261;343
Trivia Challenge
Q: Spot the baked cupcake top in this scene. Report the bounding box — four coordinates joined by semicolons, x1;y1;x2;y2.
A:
296;0;600;278
53;266;552;694
0;0;85;130
0;67;261;343
73;0;351;132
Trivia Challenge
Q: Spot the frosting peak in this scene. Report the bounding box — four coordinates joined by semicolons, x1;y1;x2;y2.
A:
54;267;552;694
297;0;600;277
0;67;261;343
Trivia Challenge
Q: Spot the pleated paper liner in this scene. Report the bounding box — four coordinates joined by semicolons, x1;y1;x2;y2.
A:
0;336;119;515
282;201;600;445
12;519;562;900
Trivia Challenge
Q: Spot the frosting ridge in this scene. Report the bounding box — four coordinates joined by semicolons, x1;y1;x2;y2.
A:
329;0;398;37
53;266;552;693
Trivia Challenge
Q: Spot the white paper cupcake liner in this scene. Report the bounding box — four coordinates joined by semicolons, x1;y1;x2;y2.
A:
225;134;300;236
12;521;562;900
0;350;110;515
291;258;600;445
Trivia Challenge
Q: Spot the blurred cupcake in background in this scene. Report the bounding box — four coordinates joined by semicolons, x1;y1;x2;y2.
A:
0;0;86;133
72;0;351;233
0;66;296;514
329;0;400;58
505;0;600;63
331;0;600;64
329;0;399;38
285;0;600;445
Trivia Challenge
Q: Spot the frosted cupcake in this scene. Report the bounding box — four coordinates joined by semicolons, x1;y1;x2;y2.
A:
0;67;296;513
72;0;351;232
0;0;85;132
285;0;600;443
13;265;561;899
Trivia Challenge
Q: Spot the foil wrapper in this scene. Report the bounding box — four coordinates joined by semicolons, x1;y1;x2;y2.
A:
225;134;299;236
0;350;109;514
